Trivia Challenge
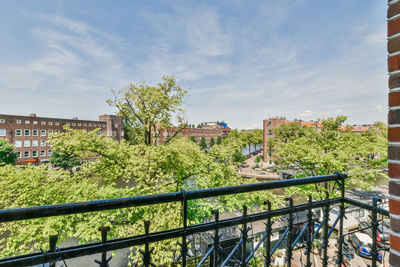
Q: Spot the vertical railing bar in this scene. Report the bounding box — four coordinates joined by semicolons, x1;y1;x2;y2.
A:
264;201;272;267
241;205;248;267
181;189;188;267
371;197;382;267
94;226;112;267
212;209;220;267
140;221;151;267
286;197;293;267
322;192;330;267
49;234;58;267
306;195;312;267
337;172;345;267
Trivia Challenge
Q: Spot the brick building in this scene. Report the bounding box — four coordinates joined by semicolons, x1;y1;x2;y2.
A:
159;122;230;144
0;113;123;165
262;117;375;164
387;1;400;265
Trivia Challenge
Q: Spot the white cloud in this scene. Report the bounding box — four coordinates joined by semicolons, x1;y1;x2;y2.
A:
300;110;313;117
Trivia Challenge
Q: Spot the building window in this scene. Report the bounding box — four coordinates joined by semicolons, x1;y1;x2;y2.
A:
32;140;38;147
32;129;38;136
24;151;30;158
0;129;6;136
16;120;21;124
15;129;22;136
40;130;46;136
72;123;76;126
0;119;4;123
15;140;22;147
16;151;21;158
78;123;81;126
24;140;30;147
102;124;105;128
40;150;45;156
32;151;38;157
55;122;59;126
89;123;92;127
33;121;38;124
40;140;46;146
268;130;272;136
48;150;52;156
83;123;87;126
49;122;53;125
25;120;30;124
41;121;46;125
55;130;60;133
24;129;30;136
48;130;53;135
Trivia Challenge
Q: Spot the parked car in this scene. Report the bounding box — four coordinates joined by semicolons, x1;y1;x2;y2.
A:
359;221;390;247
348;232;382;259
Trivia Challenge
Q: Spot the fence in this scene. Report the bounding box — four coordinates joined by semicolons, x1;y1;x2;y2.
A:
0;173;390;266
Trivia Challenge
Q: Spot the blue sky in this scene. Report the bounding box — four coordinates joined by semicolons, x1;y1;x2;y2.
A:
0;0;387;129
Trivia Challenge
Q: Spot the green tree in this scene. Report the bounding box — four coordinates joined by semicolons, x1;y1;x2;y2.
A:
272;116;388;198
232;150;247;163
0;127;282;263
250;129;263;151
107;76;187;145
210;137;215;147
217;136;223;145
200;137;207;149
190;136;196;143
0;139;17;166
50;150;81;170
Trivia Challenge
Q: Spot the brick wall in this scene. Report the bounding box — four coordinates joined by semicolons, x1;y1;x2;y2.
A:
388;1;400;265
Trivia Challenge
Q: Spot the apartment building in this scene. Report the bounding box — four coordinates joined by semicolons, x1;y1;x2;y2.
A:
159;122;230;144
262;117;375;164
0;113;123;165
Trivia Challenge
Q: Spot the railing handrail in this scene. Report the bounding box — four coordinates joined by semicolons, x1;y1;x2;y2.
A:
0;173;347;222
0;197;344;266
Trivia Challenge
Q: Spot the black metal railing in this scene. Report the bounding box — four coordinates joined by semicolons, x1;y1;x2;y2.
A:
0;173;390;266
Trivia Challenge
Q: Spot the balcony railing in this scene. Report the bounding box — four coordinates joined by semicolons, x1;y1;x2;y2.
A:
0;173;389;267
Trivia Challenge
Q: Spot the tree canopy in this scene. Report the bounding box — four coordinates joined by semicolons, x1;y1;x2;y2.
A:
270;116;388;198
0;127;281;263
49;150;81;170
107;76;187;145
0;139;17;166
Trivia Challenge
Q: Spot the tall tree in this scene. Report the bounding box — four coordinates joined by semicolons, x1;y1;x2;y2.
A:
190;136;196;143
272;116;388;198
210;137;215;147
200;137;207;149
107;76;187;145
0;139;17;166
217;136;223;145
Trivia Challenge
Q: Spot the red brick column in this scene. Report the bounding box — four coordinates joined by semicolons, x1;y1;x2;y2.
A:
388;1;400;265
